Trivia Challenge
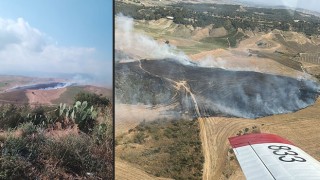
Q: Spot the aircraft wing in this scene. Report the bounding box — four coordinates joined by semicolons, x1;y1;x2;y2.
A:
228;133;320;180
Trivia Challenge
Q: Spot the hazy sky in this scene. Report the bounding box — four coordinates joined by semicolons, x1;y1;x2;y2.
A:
0;0;112;87
241;0;320;12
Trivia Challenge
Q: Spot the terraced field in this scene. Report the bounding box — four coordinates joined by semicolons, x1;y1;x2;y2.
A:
132;19;242;55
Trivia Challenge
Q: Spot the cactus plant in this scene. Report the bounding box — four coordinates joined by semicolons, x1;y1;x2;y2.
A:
69;101;97;133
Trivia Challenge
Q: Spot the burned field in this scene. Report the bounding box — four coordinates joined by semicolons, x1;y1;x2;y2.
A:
11;82;74;91
115;59;320;119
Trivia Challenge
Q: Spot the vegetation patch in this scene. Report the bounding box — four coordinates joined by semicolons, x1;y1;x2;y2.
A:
116;1;320;36
0;82;8;88
117;119;204;180
0;92;113;179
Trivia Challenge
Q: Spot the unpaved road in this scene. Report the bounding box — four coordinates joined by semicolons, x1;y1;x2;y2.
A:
199;117;253;180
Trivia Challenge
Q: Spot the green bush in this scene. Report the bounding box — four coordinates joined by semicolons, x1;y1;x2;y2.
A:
0;104;28;130
0;156;34;179
0;131;113;179
74;92;110;107
133;132;146;144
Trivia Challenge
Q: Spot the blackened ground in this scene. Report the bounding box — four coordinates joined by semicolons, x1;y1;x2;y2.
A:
115;59;320;119
12;82;73;91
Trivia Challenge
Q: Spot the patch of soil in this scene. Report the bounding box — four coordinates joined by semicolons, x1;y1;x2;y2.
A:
26;88;67;106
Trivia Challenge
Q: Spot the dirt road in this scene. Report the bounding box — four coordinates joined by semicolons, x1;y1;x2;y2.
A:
199;117;254;180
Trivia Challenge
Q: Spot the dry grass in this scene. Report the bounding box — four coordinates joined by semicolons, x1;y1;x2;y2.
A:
116;158;173;180
26;88;66;106
115;104;176;136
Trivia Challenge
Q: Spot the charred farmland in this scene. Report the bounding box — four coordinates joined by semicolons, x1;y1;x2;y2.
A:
11;82;75;91
115;59;320;119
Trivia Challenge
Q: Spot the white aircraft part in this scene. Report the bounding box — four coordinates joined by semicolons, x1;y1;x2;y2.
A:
229;133;320;180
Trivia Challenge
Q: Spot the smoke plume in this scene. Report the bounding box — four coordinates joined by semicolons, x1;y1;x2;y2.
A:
115;15;320;119
115;14;192;65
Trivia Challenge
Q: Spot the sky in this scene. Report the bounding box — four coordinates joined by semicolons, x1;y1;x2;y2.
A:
241;0;320;13
0;0;113;87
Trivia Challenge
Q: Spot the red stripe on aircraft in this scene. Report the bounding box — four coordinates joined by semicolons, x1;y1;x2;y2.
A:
229;133;294;148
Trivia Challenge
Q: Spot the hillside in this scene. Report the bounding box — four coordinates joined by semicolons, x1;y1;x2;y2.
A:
0;76;112;106
117;0;240;7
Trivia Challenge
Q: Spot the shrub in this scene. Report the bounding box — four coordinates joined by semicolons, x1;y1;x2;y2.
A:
0;156;33;179
133;132;145;144
74;92;110;107
0;92;113;179
18;122;37;137
42;134;112;178
0;104;26;129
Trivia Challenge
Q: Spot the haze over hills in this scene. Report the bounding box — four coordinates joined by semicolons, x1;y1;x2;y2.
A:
128;0;320;13
121;0;320;17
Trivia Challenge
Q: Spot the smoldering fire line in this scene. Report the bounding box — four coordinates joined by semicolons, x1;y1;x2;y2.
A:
10;82;76;91
115;59;320;119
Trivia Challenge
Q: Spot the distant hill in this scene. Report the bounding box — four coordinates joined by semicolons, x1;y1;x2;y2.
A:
52;85;112;105
0;75;112;106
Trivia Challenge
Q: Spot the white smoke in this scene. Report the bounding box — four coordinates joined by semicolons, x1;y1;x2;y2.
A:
39;82;74;90
115;14;192;65
197;55;229;69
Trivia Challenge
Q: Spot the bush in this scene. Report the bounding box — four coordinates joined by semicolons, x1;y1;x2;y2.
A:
0;91;113;179
0;104;28;130
0;131;113;179
0;156;34;179
0;100;113;179
133;132;145;144
74;92;110;107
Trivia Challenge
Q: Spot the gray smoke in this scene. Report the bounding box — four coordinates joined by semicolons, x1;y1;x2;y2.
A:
115;15;320;119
